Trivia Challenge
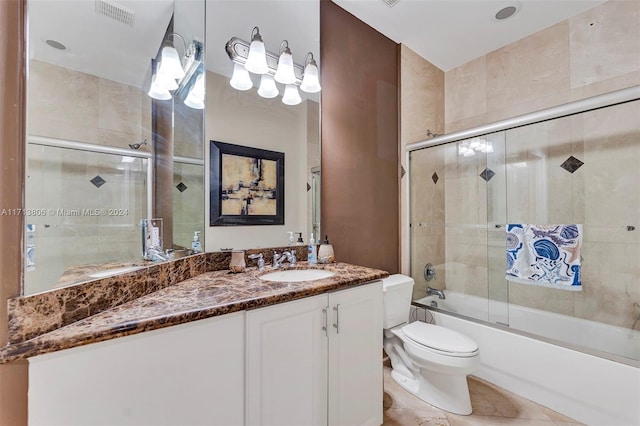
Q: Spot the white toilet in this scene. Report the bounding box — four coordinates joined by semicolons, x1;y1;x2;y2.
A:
382;274;480;415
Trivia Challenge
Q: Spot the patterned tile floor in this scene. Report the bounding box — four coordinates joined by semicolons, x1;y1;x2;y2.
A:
382;367;583;425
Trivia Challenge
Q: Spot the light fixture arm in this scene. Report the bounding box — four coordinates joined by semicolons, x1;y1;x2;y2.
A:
165;32;191;60
304;52;316;67
279;40;291;56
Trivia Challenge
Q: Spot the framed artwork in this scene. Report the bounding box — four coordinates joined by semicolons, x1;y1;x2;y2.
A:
210;141;285;226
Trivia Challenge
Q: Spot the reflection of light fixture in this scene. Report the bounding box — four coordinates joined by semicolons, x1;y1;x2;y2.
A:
458;138;493;156
282;84;301;106
147;74;172;100
300;52;321;93
245;27;269;74
274;40;296;84
147;33;202;101
230;63;253;91
258;74;279;98
184;72;205;110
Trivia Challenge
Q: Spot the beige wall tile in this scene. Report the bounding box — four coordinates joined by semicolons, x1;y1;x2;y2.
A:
444;56;486;125
486;21;570;115
570;0;640;88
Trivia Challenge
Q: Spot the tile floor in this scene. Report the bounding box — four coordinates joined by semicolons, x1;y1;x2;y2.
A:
382;367;583;425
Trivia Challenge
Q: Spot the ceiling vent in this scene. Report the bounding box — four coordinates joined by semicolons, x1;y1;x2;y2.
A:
382;0;400;7
95;0;135;26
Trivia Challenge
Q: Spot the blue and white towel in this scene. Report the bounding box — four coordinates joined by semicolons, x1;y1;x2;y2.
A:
506;224;582;291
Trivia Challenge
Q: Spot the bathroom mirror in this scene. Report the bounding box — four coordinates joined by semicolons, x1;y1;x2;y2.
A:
23;0;320;295
24;0;206;295
204;1;320;251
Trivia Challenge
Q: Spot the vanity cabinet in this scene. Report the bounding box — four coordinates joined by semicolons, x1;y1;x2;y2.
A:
29;311;246;426
246;281;383;426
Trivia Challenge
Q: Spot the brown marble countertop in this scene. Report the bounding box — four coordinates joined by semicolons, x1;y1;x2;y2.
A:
0;262;387;363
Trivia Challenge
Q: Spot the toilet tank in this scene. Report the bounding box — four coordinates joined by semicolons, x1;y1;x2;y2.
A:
382;274;415;329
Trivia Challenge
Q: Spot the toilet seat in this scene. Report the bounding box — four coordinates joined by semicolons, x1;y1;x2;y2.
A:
402;322;479;357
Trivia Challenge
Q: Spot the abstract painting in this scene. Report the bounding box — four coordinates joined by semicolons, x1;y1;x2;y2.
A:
210;141;284;226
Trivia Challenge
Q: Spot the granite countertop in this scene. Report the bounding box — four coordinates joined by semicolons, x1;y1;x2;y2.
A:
0;262;387;363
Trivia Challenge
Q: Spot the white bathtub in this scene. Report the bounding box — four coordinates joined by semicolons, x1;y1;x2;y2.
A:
416;292;640;361
413;292;640;425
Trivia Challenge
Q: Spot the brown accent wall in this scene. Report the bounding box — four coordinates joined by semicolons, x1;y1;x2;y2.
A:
0;0;28;423
320;0;399;273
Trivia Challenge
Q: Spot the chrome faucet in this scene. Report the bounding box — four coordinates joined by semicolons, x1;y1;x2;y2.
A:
248;253;265;271
273;250;297;268
145;247;170;262
427;287;446;300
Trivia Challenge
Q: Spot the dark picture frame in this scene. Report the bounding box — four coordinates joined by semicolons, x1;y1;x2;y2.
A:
210;141;285;226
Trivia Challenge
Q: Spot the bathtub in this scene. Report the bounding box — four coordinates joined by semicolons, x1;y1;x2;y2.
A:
413;292;640;425
416;292;640;361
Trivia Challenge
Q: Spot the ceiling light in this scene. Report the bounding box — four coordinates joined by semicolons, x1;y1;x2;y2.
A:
258;74;279;98
274;40;296;85
495;5;518;20
282;84;302;106
245;26;269;74
300;52;321;94
230;63;253;91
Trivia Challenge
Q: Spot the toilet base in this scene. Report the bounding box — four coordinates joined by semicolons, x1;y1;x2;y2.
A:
390;367;473;415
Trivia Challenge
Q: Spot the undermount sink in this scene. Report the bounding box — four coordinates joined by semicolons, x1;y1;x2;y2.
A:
259;269;336;282
88;266;144;279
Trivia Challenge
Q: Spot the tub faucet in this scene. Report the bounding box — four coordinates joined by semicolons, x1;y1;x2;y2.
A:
273;250;297;268
427;287;446;300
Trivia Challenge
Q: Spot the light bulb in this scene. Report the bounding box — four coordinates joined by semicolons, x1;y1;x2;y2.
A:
274;43;296;84
300;58;321;93
147;75;172;100
258;74;279;98
282;84;301;106
245;27;268;74
159;45;185;80
230;63;253;91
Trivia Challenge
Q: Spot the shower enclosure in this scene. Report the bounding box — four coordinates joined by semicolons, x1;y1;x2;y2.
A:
408;86;640;365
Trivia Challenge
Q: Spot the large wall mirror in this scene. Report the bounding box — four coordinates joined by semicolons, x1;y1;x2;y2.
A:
23;0;320;295
204;1;320;251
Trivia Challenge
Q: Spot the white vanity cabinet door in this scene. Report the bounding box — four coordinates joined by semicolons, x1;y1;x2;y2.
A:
29;311;245;426
246;293;328;426
246;281;383;426
328;281;383;426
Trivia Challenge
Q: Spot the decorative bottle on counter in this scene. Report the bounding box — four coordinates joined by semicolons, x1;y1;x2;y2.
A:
318;235;335;263
308;233;317;264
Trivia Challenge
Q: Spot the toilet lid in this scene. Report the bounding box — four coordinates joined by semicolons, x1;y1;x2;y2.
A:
402;322;478;354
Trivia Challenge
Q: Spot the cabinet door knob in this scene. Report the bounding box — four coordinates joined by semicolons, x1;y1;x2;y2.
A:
333;304;340;334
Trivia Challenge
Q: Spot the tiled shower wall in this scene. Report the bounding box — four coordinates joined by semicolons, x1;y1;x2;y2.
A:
408;0;640;330
26;61;151;294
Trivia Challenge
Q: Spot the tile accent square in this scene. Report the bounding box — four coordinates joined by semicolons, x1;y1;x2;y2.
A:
480;168;495;182
432;172;439;184
560;156;584;173
176;182;188;193
90;175;106;188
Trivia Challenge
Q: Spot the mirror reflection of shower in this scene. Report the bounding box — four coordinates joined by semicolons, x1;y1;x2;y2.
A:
129;139;149;150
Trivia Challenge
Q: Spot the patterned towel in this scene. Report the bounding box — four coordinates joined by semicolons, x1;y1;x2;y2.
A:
506;224;582;291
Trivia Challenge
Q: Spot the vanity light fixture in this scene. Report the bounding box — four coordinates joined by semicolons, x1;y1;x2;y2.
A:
184;72;205;110
148;33;202;101
230;63;253;91
300;52;321;93
225;29;321;106
274;40;296;84
258;74;279;98
282;84;302;106
245;27;269;74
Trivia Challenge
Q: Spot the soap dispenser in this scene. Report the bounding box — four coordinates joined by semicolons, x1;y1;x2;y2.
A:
308;233;317;264
287;231;295;246
318;235;335;263
296;232;304;245
191;231;201;253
